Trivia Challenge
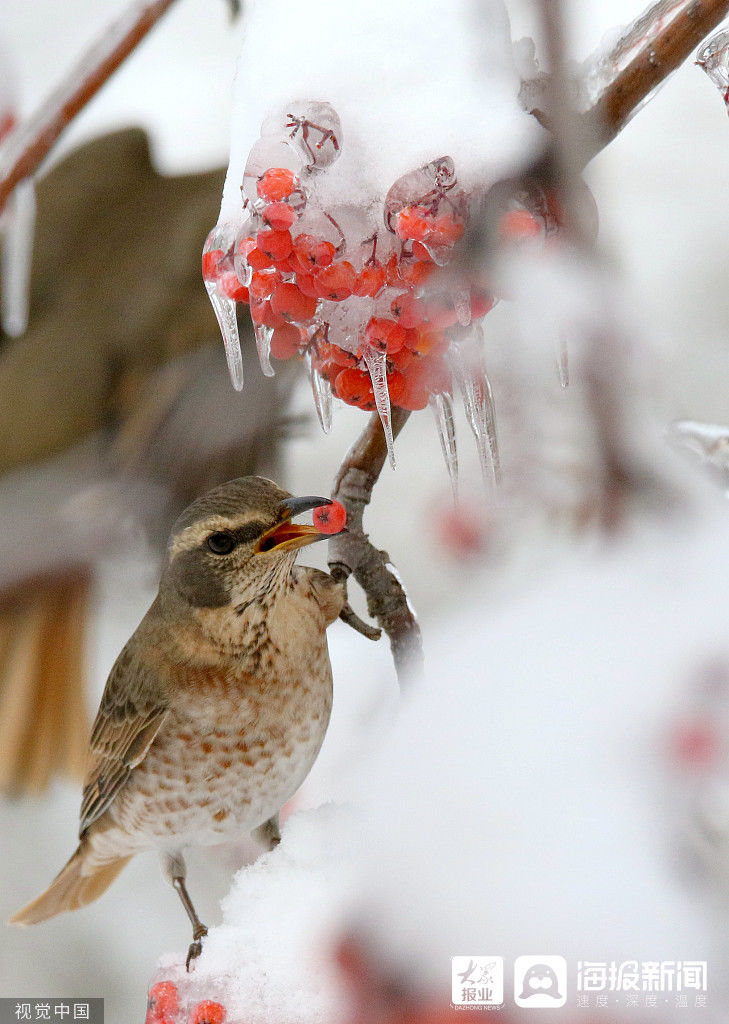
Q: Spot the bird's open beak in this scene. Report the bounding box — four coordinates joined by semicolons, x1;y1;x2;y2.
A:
255;496;336;554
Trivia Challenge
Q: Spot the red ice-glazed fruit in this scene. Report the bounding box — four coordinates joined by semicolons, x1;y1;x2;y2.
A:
189;999;226;1024
263;202;296;231
202;248;224;281
257;166;298;202
313;500;347;534
146;981;179;1019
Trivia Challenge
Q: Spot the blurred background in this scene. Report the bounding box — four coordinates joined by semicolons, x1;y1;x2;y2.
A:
3;0;729;1020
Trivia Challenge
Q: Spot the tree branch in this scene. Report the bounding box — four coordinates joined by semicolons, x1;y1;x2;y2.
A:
0;0;181;211
328;409;424;687
580;0;729;163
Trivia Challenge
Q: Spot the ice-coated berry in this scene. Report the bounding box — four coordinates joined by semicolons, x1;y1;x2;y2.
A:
202;248;224;281
256;229;293;262
263;202;296;231
218;270;249;304
271;281;318;322
313;500;347;534
257;167;298;202
315;261;356;301
292;234;336;271
147;981;179;1017
271;323;305;360
499;208;541;240
334;368;375;410
354;263;386;297
189;999;226;1024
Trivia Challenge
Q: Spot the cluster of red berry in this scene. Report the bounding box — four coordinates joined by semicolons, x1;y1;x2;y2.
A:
202;103;512;420
145;981;225;1024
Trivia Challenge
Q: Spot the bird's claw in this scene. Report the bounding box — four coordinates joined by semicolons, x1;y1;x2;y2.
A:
339;603;381;641
185;925;208;971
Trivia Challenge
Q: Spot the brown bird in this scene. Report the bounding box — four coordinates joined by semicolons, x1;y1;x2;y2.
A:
10;476;346;968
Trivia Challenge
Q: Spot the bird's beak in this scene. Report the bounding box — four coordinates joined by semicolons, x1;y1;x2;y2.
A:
255;496;336;554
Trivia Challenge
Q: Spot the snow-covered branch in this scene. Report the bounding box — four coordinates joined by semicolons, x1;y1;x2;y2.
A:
0;0;180;212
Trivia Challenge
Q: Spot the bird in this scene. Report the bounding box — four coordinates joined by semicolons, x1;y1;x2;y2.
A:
10;475;347;969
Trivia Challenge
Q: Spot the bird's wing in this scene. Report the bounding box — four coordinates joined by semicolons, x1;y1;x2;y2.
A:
79;643;169;836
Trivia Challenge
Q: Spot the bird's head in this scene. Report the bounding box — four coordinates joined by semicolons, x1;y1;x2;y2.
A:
160;476;339;610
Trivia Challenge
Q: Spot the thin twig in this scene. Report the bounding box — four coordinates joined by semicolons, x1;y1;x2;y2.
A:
0;0;181;211
579;0;729;163
328;409;424;686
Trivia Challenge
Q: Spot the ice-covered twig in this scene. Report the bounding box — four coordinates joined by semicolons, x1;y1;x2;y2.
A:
0;0;180;212
579;0;729;162
328;409;424;687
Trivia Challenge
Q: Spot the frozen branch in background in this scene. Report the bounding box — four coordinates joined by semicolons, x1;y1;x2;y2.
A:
579;0;729;161
0;0;180;213
328;408;424;687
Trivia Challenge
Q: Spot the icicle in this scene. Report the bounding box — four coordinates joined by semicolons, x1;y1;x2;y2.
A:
696;29;729;109
204;281;244;391
1;178;35;336
305;351;333;433
361;342;396;468
449;332;500;486
253;323;275;377
429;391;458;497
556;334;569;388
453;288;472;328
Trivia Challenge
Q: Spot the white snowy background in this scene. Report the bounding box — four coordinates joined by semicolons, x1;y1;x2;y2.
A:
3;0;729;1021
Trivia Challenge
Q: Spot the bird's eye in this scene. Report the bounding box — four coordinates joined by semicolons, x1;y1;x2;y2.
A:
206;531;236;555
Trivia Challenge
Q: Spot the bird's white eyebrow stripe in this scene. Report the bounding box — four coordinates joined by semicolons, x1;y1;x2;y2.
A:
168;513;272;558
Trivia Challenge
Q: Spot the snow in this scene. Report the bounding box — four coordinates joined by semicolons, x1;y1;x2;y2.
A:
219;0;542;228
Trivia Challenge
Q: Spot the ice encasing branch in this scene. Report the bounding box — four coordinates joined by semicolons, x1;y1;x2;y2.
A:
580;0;729;162
0;0;180;212
328;409;424;687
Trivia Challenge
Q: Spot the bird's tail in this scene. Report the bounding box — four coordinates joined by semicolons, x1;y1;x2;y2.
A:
0;569;91;796
8;843;131;926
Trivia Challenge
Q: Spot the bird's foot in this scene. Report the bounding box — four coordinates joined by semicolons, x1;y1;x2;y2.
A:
185;924;208;971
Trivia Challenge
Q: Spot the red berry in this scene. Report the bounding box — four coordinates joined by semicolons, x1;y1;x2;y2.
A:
429;213;465;245
256;229;293;262
218;270;249;304
257;167;297;202
249;271;275;302
189;999;226;1024
202;248;224;281
411;241;434;262
409;325;447;356
239;237;274;272
263;202;296;231
499;208;541;240
334;368;375;410
365;317;407;355
147;981;179;1017
292;234;336;272
315;261;356;300
250;298;283;328
270;323;305;360
398;258;435;289
354;263;386;297
270;281;318;323
317;340;358;367
390;293;426;329
671;720;719;769
313;500;347;534
388;370;429;411
296;274;321;298
394;205;431;241
469;289;494;320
